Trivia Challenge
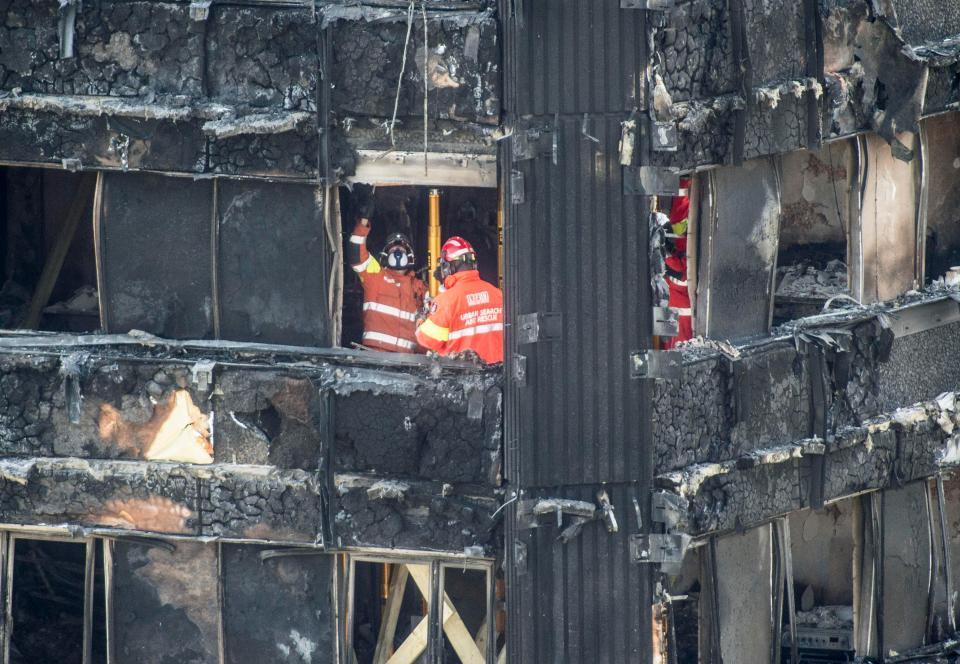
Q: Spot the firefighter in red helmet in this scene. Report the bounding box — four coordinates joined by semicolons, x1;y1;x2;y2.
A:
415;236;504;363
662;178;693;348
349;210;428;353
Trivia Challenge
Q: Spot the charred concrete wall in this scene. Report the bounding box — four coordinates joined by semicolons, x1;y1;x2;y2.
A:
653;297;960;535
0;336;502;552
0;1;501;178
644;0;960;171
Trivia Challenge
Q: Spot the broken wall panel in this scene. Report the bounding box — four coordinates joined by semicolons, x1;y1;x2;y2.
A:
0;0;204;98
744;96;810;161
329;368;502;484
215;370;325;470
98;172;214;338
330;13;499;124
48;360;213;464
221;545;333;664
652;0;735;105
0;457;324;543
217;180;330;346
111;540;220;664
333;474;499;553
878;321;960;413
0;355;60;457
742;0;806;85
207;125;320;179
700;158;780;339
0;108;208;174
714;526;774;664
880;481;932;655
207;6;318;111
854;133;920;303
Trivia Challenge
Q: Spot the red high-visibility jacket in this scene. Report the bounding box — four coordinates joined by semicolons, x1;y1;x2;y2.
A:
662;177;693;349
415;270;504;363
349;221;427;353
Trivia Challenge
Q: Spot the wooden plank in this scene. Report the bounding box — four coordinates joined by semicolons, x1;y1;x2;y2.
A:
21;173;96;329
374;565;410;664
385;615;429;664
407;565;485;664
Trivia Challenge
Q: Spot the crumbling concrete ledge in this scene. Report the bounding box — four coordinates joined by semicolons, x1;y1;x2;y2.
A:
0;457;323;545
658;390;960;536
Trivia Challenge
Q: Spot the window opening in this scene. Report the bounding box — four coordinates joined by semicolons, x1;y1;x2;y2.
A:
0;167;98;332
652;177;694;348
921;114;960;286
338;184;501;358
780;506;855;662
348;558;495;664
774;143;854;325
350;560;434;664
439;565;497;663
7;537;104;664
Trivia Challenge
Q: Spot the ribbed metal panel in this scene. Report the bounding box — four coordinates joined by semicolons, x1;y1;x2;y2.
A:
503;116;651;488
504;482;651;664
501;0;644;115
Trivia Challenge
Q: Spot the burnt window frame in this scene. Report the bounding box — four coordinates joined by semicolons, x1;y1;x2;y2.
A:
340;553;496;664
2;531;100;664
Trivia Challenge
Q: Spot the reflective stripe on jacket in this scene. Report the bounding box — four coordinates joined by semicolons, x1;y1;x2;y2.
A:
415;270;504;364
349;221;427;353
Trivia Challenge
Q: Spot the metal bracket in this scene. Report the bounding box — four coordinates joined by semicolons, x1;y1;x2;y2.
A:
629;350;682;380
517;312;562;345
620;0;679;9
652;491;688;531
510;170;525;204
629;533;691;568
623;166;680;196
190;360;216;392
512;129;554;162
190;0;213;21
61;158;83;173
512;354;528;387
653;306;679;337
651;121;679;152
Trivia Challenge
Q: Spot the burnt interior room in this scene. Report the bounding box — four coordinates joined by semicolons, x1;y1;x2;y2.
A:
0;167;99;333
9;539;105;664
339;184;500;350
773;144;854;324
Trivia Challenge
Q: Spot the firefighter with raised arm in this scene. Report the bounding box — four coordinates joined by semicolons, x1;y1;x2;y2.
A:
415;237;504;364
348;201;428;353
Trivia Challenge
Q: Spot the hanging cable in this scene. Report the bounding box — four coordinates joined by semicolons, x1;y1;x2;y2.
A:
388;1;416;147
422;0;429;175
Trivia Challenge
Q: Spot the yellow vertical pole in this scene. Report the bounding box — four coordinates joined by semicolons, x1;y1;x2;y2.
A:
428;189;442;296
498;187;504;290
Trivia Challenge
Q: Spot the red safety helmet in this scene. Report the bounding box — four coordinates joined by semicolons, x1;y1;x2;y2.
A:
437;236;477;280
440;236;476;263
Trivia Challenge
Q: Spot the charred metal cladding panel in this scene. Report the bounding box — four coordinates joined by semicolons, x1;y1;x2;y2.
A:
505;483;650;664
217;181;331;347
700;159;780;340
98;173;334;345
505;117;650;487
111;540;221;664
98;172;215;339
221;545;333;664
501;0;643;115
